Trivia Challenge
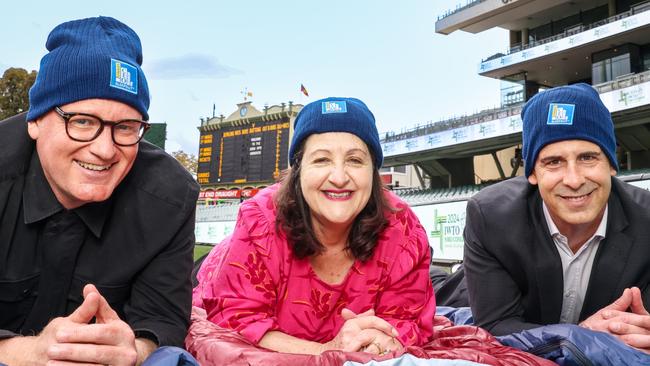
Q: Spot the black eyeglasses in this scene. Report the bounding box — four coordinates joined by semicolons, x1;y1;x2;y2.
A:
55;107;150;146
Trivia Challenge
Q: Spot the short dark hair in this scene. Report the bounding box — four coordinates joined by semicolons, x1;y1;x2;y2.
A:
275;143;391;261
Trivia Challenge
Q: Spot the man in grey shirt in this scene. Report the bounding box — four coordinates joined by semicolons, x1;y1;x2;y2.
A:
464;83;650;353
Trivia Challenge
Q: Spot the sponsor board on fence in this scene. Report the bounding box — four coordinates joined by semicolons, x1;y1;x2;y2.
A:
410;200;468;261
195;221;236;244
600;81;650;113
199;188;260;200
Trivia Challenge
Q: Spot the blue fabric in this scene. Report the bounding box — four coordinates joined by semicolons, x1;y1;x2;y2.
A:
141;346;200;366
521;83;618;176
27;16;150;121
437;306;650;365
344;354;489;366
436;306;474;326
289;97;383;167
498;324;650;366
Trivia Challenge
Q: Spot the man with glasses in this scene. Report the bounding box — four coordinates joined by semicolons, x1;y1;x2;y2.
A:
54;106;151;147
0;17;199;365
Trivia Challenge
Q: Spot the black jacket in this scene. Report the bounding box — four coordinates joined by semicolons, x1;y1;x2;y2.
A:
464;176;650;336
0;113;199;347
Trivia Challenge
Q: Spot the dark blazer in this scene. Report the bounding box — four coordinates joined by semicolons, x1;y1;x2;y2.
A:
0;113;200;346
464;176;650;336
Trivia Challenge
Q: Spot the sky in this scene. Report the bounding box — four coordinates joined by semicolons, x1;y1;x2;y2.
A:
1;0;507;155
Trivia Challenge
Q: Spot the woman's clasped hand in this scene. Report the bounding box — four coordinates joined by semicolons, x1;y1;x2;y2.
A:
321;309;403;355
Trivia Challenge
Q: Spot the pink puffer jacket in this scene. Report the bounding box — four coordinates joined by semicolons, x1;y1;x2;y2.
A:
186;307;556;366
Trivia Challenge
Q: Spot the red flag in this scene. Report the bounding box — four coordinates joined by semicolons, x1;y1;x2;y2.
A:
300;84;309;97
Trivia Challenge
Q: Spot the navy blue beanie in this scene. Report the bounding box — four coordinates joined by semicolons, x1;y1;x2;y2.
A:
522;83;618;177
27;16;150;122
289;97;383;168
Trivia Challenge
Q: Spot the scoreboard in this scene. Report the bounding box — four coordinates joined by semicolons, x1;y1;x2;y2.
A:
197;117;291;185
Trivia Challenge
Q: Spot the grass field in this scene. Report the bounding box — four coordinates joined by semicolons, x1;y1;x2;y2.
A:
193;244;214;261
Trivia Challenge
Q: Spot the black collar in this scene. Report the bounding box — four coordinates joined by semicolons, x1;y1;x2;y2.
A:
22;151;112;238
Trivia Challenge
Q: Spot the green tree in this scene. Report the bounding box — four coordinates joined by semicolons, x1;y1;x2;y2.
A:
0;67;37;120
171;150;198;176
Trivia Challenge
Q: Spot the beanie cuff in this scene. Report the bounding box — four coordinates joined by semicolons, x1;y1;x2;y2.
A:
27;17;150;122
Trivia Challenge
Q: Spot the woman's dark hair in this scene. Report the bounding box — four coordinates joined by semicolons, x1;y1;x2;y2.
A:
275;142;390;261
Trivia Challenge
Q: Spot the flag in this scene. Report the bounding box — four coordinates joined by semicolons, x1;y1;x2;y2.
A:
300;84;309;97
241;88;253;101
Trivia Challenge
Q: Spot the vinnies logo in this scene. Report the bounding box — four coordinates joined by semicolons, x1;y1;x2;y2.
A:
321;101;347;114
547;103;575;125
110;59;138;94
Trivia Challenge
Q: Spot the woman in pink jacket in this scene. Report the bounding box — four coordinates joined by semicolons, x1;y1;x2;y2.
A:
193;97;435;356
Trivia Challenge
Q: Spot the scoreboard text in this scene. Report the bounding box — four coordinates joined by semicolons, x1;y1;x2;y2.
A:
197;117;290;185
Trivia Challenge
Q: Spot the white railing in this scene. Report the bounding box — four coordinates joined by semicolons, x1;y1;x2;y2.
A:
593;70;650;94
438;0;487;21
381;103;523;143
484;7;644;61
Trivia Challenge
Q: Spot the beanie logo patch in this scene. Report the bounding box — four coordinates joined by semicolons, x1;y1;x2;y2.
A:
322;101;347;114
547;103;575;125
110;59;138;94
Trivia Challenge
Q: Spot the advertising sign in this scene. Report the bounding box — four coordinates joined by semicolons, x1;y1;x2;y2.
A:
410;200;468;261
199;188;261;199
195;221;236;244
600;82;650;113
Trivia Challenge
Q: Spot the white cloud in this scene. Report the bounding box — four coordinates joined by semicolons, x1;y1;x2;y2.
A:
146;53;242;80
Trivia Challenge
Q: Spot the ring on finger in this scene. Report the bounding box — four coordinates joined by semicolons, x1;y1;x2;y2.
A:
362;342;378;353
373;342;384;354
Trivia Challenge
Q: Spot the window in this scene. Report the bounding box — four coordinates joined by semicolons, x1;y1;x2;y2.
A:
380;166;407;174
592;53;631;84
500;80;524;106
393;165;407;174
611;53;632;78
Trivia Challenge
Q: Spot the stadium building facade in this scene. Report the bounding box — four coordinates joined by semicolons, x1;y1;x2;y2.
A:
454;0;650;175
355;0;650;264
382;0;650;189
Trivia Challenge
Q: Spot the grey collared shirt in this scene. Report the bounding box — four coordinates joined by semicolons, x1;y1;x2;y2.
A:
543;203;608;324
